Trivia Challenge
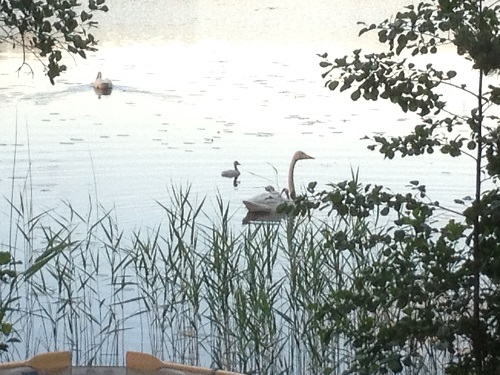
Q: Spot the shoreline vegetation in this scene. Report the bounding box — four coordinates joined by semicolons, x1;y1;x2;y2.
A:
0;181;451;374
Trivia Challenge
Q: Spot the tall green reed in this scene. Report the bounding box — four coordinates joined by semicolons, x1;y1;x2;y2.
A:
1;179;450;374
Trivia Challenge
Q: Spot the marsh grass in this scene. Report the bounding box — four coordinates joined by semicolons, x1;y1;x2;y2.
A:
0;181;449;374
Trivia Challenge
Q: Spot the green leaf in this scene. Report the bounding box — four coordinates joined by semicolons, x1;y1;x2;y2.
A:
387;357;403;373
328;81;339;91
351;89;361;101
0;252;11;265
1;323;12;336
447;70;457;79
81;10;92;22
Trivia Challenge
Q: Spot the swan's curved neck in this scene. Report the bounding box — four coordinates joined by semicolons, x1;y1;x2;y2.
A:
288;157;298;199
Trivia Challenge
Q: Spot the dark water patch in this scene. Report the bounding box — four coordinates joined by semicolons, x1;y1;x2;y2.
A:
117;134;130;137
60;142;75;145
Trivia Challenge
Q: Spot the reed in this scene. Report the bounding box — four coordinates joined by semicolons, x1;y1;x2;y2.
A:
0;183;448;374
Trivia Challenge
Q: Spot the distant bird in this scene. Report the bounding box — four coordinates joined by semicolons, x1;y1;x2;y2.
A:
243;150;314;213
221;161;241;178
93;72;113;96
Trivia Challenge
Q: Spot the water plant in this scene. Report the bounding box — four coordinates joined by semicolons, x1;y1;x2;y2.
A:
0;176;446;374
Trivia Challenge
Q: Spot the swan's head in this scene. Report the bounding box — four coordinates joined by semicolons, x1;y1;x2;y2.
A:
294;151;314;161
234;161;241;167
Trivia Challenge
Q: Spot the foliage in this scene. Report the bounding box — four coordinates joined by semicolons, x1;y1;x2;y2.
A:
0;251;18;352
311;0;500;374
0;0;109;84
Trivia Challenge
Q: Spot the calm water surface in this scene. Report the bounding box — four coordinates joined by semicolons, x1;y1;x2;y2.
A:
0;0;474;229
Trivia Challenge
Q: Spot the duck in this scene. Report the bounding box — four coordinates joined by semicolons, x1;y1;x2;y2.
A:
93;72;113;96
221;161;241;178
243;151;313;213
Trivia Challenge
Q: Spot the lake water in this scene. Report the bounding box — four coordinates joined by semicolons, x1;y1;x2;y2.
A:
0;0;481;370
0;0;477;233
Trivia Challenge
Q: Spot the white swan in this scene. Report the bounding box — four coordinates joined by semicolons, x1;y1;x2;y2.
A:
243;186;289;213
243;151;313;213
221;161;241;178
93;72;113;96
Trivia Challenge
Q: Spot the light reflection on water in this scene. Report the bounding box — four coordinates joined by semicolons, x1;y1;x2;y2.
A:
0;38;475;230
